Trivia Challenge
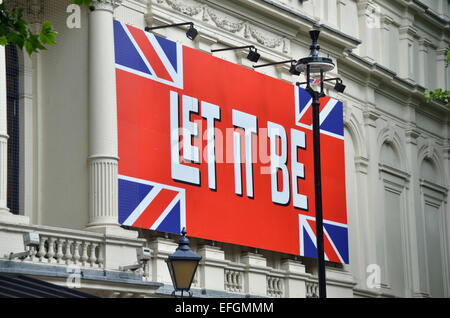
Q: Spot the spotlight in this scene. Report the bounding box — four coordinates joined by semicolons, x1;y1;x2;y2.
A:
186;23;198;40
145;22;198;41
247;47;260;63
334;80;346;93
289;61;300;75
211;45;261;63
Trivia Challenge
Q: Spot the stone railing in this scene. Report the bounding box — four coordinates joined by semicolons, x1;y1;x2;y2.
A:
0;222;146;273
30;235;104;268
266;275;284;297
224;268;244;293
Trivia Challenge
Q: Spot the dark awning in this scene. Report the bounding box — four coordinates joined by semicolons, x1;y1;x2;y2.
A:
0;274;98;298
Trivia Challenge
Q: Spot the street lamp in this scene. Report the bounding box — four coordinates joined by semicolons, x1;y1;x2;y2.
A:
295;30;341;299
166;227;202;298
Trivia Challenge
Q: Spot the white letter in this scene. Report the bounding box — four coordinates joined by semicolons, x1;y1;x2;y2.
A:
66;4;81;29
170;91;200;185
291;128;308;210
232;110;257;198
201;101;220;190
268;122;289;205
182;95;200;163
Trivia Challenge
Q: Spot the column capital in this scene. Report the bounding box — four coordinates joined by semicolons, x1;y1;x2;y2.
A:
91;0;122;12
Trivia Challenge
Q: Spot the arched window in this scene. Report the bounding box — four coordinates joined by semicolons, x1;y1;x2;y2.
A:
5;45;19;215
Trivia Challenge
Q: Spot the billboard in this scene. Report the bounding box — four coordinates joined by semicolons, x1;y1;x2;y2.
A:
114;20;349;264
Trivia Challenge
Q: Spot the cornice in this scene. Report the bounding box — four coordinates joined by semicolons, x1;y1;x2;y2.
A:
235;0;362;50
151;0;291;56
395;0;450;30
338;52;449;118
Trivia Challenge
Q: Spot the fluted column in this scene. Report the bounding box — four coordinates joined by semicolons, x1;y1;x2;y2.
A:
86;0;134;237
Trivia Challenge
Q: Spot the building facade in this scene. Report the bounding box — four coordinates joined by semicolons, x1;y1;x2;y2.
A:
0;0;448;298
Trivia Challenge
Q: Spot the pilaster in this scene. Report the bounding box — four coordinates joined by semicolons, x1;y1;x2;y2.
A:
241;252;267;296
198;245;226;291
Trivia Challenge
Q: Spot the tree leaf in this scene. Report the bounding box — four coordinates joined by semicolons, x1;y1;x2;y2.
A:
0;35;7;45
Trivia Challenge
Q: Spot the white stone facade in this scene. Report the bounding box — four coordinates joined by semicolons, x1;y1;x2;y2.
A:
0;0;448;298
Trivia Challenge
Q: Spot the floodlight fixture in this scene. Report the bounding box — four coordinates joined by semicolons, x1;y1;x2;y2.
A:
145;22;198;40
211;45;261;63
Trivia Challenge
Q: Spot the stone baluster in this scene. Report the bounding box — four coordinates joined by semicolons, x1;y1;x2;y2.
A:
37;236;46;262
80;241;89;266
73;241;81;265
55;238;64;264
46;237;56;263
28;246;37;262
64;240;73;265
97;244;104;269
89;243;98;267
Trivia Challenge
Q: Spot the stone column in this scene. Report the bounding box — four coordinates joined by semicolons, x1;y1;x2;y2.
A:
86;0;134;238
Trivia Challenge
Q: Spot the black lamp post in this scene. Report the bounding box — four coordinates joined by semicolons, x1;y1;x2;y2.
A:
295;30;338;299
166;227;202;298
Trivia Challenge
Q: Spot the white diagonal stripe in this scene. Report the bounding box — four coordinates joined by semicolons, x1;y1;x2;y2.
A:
145;32;179;85
150;193;182;230
119;21;156;77
122;185;162;226
323;226;344;263
300;216;329;261
319;98;338;125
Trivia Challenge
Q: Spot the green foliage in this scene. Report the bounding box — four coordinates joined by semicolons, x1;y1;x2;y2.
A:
424;51;450;107
0;4;57;55
71;0;101;12
424;88;450;106
0;0;102;56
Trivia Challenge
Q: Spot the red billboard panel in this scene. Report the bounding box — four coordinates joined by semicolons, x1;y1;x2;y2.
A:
114;21;349;263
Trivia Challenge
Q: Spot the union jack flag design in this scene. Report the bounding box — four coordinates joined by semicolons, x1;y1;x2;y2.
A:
294;86;344;140
299;214;349;264
114;19;186;235
113;20;183;89
118;175;186;234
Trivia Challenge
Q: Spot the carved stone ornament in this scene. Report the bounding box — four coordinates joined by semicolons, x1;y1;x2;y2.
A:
153;0;290;54
206;8;245;33
156;0;202;17
91;0;123;12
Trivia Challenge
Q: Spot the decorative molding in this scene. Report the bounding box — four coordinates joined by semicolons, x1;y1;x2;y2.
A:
152;0;290;54
156;0;202;17
405;123;420;145
206;8;245;33
92;0;123;12
355;156;369;175
378;163;410;191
